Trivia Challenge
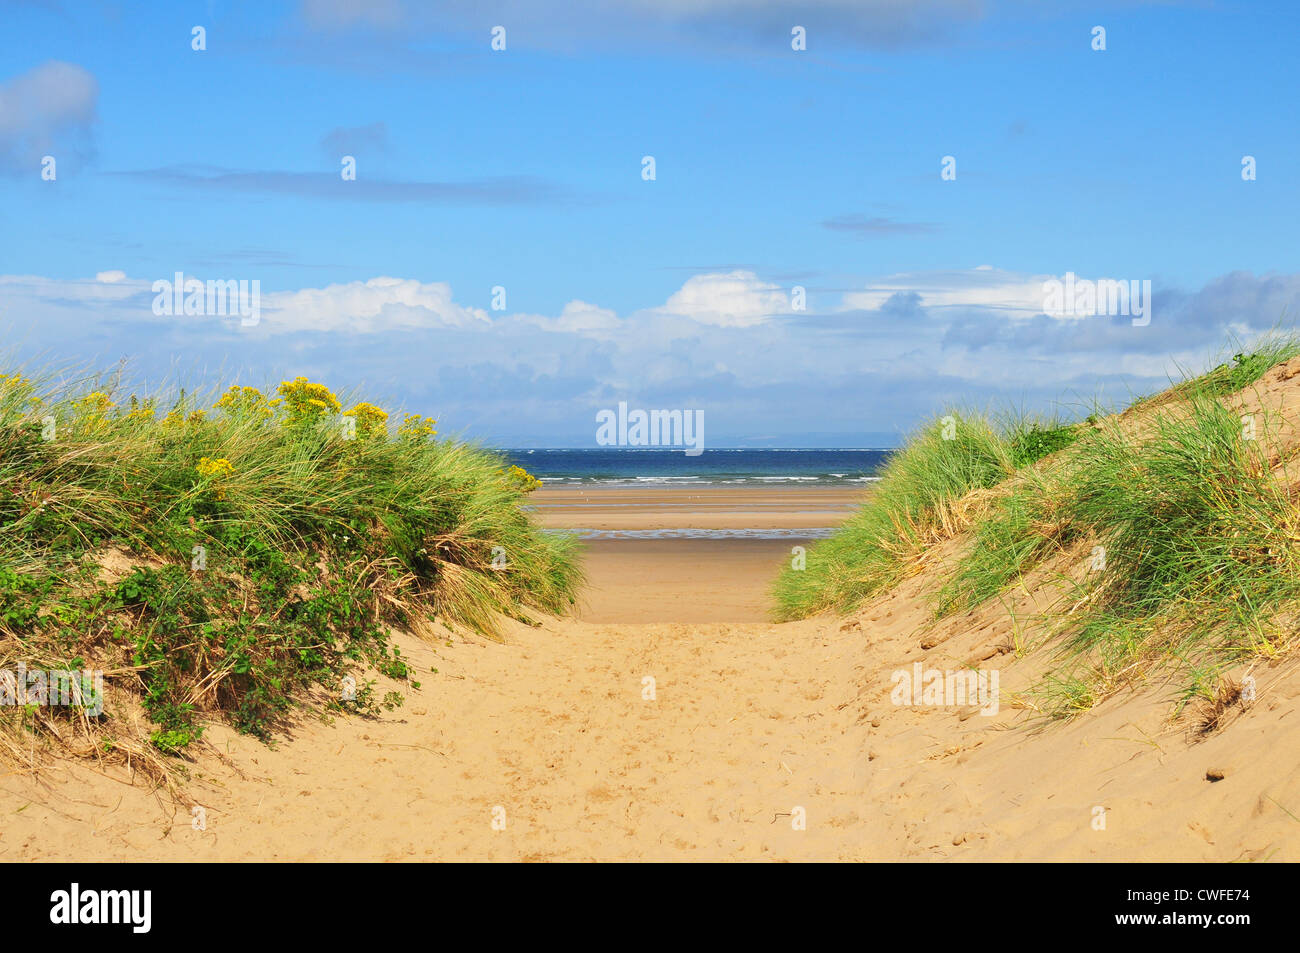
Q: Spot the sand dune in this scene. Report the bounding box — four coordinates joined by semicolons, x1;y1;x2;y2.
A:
4;590;1296;860
6;404;1300;860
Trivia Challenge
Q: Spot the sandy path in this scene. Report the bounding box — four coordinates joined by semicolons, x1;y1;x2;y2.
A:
0;616;873;861
3;603;1298;861
574;538;813;622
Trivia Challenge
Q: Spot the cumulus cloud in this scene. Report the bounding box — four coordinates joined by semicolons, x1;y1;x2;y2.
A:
657;271;791;327
527;300;622;333
264;277;490;333
0;60;98;175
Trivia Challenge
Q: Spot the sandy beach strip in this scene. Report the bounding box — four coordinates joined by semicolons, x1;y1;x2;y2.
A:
527;485;867;531
530;485;866;622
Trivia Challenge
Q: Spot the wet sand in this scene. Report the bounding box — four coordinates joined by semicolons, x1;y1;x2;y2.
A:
530;485;866;622
528;485;866;532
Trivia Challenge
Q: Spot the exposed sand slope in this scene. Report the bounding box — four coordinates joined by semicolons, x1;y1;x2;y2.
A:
2;599;1296;860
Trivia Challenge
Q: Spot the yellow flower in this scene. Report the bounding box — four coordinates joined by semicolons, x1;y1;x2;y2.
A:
124;395;156;422
215;385;272;420
163;408;206;428
195;456;234;479
276;377;341;424
74;391;114;415
0;373;37;412
195;456;235;500
72;391;114;432
344;402;389;440
397;413;438;443
504;464;542;492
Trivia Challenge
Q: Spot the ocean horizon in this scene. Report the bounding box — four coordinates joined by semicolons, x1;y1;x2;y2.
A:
502;447;892;487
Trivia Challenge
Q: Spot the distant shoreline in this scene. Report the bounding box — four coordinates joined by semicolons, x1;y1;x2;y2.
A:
504;447;892;488
530;483;865;622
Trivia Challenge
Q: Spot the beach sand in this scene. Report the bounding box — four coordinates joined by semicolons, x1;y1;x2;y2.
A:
528;485;865;531
533;485;864;623
2;483;1298;862
575;539;795;622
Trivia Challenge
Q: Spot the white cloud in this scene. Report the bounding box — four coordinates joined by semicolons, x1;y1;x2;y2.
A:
532;299;621;333
0;60;98;174
658;270;790;327
264;277;490;333
3;266;1295;443
842;267;1056;317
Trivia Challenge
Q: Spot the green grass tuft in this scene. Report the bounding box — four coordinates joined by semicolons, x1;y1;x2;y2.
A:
1006;420;1080;468
1046;397;1298;710
772;411;1014;620
1177;331;1300;400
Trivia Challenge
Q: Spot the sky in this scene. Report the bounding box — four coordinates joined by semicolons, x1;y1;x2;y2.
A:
2;0;1299;447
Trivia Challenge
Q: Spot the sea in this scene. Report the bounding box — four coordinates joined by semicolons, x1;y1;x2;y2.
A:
501;448;891;488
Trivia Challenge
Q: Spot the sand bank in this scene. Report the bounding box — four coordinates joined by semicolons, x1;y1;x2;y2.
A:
527;485;866;531
535;485;860;622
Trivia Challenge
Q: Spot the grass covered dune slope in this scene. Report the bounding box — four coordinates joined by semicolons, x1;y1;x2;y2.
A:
0;371;580;769
776;337;1300;719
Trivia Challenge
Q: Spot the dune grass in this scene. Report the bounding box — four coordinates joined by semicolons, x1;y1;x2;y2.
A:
1045;397;1299;711
772;407;1090;621
932;467;1073;616
779;334;1300;715
773;411;1020;619
0;367;581;764
1178;331;1300;399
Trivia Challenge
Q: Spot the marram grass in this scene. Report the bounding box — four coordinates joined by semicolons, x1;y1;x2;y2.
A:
0;369;581;766
772;410;1018;620
1046;397;1300;712
777;335;1300;716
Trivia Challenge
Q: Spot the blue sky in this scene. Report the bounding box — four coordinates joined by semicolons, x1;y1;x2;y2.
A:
3;0;1299;446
